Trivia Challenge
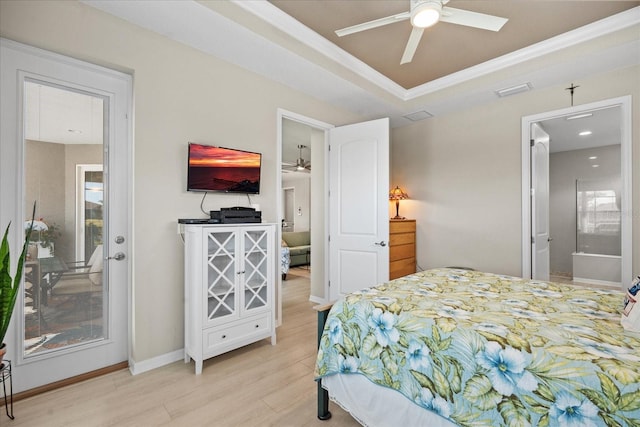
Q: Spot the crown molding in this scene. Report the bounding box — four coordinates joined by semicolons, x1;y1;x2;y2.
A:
236;2;640;101
233;0;408;98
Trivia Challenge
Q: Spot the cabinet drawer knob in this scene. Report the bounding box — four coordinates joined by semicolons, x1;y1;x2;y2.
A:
255;324;259;328
222;335;227;339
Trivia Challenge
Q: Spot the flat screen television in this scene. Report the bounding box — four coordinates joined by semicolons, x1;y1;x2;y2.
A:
187;143;261;194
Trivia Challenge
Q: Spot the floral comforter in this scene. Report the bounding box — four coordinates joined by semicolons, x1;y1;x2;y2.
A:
315;268;640;427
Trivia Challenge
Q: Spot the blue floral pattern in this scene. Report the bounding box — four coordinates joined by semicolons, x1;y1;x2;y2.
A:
315;268;640;427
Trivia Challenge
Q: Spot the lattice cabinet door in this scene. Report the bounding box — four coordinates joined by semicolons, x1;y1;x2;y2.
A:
205;229;239;323
242;228;271;314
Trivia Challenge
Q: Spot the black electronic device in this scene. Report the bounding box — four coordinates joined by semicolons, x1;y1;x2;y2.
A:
208;210;262;224
178;218;221;224
221;206;255;211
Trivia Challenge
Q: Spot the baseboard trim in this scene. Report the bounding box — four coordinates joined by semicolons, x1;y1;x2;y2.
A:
13;361;129;402
309;294;326;305
573;277;621;288
129;349;184;375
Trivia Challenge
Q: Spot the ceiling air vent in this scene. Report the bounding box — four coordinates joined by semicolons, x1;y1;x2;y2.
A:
403;110;433;121
495;82;532;98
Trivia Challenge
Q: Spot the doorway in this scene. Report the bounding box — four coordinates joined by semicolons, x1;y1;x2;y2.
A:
277;112;331;317
0;39;131;393
521;96;632;288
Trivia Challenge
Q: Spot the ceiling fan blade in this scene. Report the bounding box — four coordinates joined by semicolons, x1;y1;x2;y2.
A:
440;7;508;31
335;11;410;37
400;27;424;64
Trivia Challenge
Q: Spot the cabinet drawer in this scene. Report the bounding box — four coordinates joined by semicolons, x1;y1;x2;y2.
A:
389;233;415;246
203;314;271;351
390;220;416;233
389;243;415;262
390;258;416;280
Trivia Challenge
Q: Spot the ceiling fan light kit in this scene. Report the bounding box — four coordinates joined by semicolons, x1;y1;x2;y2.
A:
335;0;508;65
411;0;442;28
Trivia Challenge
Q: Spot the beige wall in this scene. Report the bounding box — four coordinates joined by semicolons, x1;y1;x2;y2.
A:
1;0;362;364
392;65;639;279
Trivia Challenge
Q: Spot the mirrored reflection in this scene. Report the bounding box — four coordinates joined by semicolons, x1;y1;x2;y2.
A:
23;81;106;356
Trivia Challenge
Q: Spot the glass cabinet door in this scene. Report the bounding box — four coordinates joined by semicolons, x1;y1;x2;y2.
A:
243;229;269;312
205;230;237;321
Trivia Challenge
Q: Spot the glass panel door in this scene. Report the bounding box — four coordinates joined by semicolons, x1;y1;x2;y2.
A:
243;229;269;311
23;80;107;357
206;230;237;321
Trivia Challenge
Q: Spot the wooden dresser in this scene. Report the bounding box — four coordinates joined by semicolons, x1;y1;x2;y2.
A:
389;219;416;280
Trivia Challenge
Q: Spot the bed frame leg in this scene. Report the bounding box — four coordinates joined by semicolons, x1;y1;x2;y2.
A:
316;305;333;421
317;379;331;420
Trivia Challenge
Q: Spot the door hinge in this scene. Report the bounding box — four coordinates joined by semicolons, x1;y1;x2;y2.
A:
530;188;534;196
530;139;534;147
328;235;331;242
531;236;535;244
328;280;331;287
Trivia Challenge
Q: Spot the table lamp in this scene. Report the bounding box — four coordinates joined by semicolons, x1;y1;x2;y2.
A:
389;186;409;219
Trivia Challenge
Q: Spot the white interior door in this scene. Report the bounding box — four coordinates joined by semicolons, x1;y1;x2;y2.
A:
531;122;550;281
329;118;389;301
0;39;131;392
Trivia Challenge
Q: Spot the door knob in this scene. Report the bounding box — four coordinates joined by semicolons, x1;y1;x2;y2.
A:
374;241;387;247
108;252;126;261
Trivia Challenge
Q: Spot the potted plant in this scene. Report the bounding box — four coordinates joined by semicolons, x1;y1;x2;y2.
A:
0;205;35;362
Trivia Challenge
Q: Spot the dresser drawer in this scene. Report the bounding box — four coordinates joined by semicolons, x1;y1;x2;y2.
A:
389;243;415;262
203;313;271;353
390;220;415;233
390;258;416;280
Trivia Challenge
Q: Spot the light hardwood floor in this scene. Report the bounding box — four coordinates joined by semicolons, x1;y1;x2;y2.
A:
7;270;360;426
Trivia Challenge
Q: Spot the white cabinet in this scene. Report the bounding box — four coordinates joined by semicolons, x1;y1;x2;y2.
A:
182;223;276;374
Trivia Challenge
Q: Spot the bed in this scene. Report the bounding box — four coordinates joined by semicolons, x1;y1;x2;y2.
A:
314;268;640;427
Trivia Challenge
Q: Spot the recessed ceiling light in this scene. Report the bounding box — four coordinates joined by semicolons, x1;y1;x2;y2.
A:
589;156;597;160
68;129;83;134
566;113;593;121
579;130;592;136
592;164;599;168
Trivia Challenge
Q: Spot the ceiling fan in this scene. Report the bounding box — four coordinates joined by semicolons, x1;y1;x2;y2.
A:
335;0;508;64
282;144;311;172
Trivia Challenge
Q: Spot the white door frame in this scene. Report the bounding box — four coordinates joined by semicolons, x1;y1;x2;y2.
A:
521;96;632;286
0;38;133;391
276;109;333;324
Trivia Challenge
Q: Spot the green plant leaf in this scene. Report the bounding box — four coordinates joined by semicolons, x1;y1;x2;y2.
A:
0;202;35;344
596;359;640;385
463;374;502;410
410;369;435;392
597;372;620;406
619;389;640;411
498;398;531;427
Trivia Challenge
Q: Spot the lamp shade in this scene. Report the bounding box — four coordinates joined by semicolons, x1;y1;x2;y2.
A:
389;186;409;201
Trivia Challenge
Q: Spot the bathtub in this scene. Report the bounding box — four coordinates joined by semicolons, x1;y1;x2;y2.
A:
572;252;621;287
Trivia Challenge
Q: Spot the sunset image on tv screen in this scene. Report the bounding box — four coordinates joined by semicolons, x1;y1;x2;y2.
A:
188;144;261;193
